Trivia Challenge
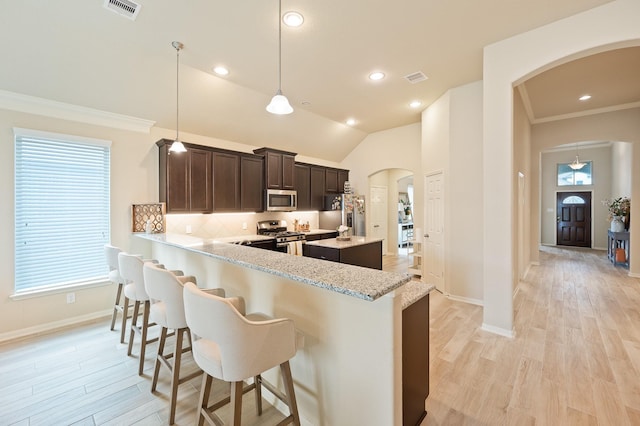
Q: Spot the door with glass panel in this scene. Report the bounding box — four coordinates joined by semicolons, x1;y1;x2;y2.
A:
556;192;592;247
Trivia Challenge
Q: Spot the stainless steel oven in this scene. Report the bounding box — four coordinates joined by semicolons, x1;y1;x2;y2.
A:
256;220;305;252
266;189;297;211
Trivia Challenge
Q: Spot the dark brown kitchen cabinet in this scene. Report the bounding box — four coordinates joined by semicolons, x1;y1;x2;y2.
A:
294;163;311;210
338;169;349;193
158;140;212;213
305;239;382;270
254;148;296;190
240;155;264;211
310;166;326;210
325;168;350;193
212;151;240;212
325;168;338;193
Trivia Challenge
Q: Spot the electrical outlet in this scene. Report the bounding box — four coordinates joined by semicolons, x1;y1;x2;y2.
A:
186;225;192;234
242;222;247;230
66;292;75;304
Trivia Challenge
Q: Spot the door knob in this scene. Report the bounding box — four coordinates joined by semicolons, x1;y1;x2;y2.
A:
373;224;380;228
425;233;429;238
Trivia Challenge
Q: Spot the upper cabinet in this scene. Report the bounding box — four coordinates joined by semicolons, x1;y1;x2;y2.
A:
325;167;350;194
158;140;348;214
212;151;240;212
253;148;296;190
240;155;264;211
158;140;212;213
294;163;311;211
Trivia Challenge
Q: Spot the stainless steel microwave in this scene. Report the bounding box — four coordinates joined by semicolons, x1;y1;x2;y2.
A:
266;189;297;211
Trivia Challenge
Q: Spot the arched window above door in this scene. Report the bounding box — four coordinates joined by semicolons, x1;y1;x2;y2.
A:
562;195;585;204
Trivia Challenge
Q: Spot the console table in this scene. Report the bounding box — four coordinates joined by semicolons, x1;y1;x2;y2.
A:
607;230;629;267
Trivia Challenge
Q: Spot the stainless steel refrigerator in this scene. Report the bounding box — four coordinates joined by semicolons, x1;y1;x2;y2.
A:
319;194;366;236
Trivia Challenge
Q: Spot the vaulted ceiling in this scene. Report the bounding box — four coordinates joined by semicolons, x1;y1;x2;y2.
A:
4;0;634;162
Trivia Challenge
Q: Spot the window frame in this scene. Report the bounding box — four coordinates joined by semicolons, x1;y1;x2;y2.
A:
13;128;112;297
557;161;593;186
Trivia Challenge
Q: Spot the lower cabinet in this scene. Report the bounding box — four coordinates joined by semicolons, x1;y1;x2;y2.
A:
402;294;429;425
305;240;382;270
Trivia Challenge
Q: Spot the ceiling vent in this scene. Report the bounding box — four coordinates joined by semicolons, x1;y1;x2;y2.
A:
103;0;142;21
404;71;428;84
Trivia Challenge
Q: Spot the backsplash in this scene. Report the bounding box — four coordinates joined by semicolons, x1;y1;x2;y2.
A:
165;211;320;238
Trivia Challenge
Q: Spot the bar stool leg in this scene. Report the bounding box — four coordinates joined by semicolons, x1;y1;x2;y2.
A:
168;328;185;424
281;361;300;426
120;296;130;344
151;327;168;392
128;300;140;356
230;381;243;426
138;301;151;376
198;374;213;426
110;282;123;331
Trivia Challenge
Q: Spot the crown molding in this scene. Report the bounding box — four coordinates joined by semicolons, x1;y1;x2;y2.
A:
0;89;155;133
531;101;640;124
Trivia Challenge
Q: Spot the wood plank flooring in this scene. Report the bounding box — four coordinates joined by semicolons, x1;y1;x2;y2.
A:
1;247;638;425
420;246;640;425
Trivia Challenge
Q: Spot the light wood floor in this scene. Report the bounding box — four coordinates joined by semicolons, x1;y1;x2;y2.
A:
1;247;638;425
419;246;640;425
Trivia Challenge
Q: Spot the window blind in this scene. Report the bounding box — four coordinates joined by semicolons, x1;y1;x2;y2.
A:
14;129;111;293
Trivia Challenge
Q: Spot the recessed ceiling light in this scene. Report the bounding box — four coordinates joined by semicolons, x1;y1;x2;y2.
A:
346;118;356;126
368;72;385;81
579;94;591;101
213;66;229;76
409;100;422;108
283;11;304;27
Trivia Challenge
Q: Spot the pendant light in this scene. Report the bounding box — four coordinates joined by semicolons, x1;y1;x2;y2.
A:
169;41;187;153
266;0;293;115
568;143;585;170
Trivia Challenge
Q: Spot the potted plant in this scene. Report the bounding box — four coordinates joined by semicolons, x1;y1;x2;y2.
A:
602;197;630;232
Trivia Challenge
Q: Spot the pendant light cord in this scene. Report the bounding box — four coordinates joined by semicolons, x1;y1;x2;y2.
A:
175;42;181;140
278;0;282;92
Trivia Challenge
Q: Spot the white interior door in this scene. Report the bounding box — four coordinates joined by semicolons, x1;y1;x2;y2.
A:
370;185;388;254
424;172;444;292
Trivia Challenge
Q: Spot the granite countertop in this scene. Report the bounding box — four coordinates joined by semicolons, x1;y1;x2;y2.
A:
305;236;383;249
401;281;435;309
137;233;414;302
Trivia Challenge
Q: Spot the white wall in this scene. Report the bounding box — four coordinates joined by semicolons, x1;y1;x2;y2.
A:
612;141;633;198
421;82;484;303
483;0;640;335
540;146;612;249
341;123;423;244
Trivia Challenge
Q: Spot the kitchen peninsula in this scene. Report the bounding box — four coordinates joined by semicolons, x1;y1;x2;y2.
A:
136;233;432;425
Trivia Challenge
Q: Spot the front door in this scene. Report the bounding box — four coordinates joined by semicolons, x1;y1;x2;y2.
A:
556;191;592;247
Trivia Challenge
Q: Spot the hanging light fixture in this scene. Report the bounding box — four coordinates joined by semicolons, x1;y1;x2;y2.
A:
169;41;187;153
568;142;585;170
266;0;293;115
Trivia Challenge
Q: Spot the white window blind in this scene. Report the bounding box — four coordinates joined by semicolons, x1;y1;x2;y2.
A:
14;129;111;293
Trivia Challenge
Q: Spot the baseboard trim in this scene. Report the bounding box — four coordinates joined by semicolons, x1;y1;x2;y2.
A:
629;271;640;278
446;294;483;306
0;310;112;344
481;323;516;339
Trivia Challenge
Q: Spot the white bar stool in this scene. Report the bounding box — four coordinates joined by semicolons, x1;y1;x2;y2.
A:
183;282;300;426
143;262;226;424
118;252;179;376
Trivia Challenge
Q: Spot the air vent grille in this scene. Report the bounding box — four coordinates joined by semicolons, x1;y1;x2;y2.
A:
404;71;428;84
104;0;141;21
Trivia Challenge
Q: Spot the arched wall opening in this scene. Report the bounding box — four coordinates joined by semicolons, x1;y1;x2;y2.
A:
483;0;640;336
